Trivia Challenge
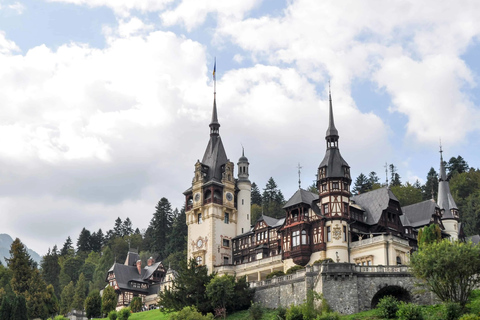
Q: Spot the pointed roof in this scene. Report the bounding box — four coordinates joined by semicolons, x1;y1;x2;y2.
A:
437;148;458;220
318;90;349;179
351;187;400;225
202;94;228;182
326;90;338;138
401;199;440;228
283;188;319;209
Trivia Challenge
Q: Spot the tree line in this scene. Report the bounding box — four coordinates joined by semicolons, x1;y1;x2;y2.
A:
0;197;187;318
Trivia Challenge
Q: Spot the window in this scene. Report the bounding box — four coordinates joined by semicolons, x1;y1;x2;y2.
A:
223;239;230;247
343;226;346;242
322;183;327;191
196;256;202;265
292;230;300;247
301;230;307;244
198;213;202;224
223;256;229;265
396;256;402;265
257;233;260;241
367;260;372;266
332;182;339;190
242;199;244;205
343;182;348;191
327;226;331;242
256;252;263;260
323;204;329;214
224;212;229;224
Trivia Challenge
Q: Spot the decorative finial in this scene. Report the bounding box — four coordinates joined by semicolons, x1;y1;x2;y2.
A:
439;139;443;160
384;162;389;186
297;163;302;189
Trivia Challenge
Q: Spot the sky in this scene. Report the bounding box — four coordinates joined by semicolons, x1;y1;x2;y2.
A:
0;0;480;256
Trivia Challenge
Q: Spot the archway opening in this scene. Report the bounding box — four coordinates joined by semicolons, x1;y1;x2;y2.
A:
371;285;411;309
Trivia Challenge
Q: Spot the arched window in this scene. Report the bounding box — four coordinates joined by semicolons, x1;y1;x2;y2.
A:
396;256;402;265
196;256;203;265
301;230;307;244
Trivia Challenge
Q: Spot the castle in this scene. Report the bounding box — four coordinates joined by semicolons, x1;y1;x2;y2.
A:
183;87;463;281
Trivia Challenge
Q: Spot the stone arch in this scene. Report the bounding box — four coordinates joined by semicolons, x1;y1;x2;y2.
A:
371;285;411;308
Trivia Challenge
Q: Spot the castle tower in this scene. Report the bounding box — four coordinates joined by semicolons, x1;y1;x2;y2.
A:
237;148;252;235
317;90;351;262
437;147;459;240
184;89;238;272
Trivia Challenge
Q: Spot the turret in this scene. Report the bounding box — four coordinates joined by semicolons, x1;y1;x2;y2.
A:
437;146;459;240
317;89;351;263
237;148;251;235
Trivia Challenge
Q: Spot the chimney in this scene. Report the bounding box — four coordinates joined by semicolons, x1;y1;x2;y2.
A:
136;260;142;275
147;257;155;267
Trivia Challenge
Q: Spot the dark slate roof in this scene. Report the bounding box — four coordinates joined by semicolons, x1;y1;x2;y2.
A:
351;187;400;225
259;215;284;227
326;92;338;137
283;188;319;209
437;154;458;220
401;200;438;228
108;261;165;292
468;235;480;245
201;135;228;182
318;148;349;178
124;252;140;266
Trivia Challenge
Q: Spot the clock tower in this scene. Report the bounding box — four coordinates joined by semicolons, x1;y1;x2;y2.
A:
184;89;248;272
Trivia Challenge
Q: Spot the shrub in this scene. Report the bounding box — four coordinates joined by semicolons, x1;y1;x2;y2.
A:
286;266;305;275
54;316;69;320
130;296;142;313
286;305;303;320
396;302;424;320
459;314;480;320
108;310;117;320
169;306;214;320
313;258;334;265
266;270;285;279
443;302;464;320
248;302;264;320
117;307;131;320
276;306;287;320
315;312;341;320
376;295;399;319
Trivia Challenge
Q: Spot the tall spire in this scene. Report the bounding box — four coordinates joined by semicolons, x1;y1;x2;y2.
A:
209;58;220;136
326;84;339;139
437;145;458;220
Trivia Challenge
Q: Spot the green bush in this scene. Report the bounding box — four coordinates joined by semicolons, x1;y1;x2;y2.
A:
266;270;285;279
466;291;480;315
108;310;117;320
286;266;305;275
443;302;464;320
376;296;399;319
169;306;214;320
396;302;424;320
315;312;341;320
248;302;264;320
286;305;303;320
459;314;480;320
313;258;334;265
54;316;68;320
130;296;142;313
117;307;131;320
276;306;287;320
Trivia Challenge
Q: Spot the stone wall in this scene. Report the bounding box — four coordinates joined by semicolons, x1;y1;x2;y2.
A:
253;263;435;315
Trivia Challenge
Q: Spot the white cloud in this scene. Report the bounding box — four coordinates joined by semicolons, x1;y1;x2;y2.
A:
47;0;173;17
213;0;480;146
7;2;25;14
0;31;20;54
161;0;260;31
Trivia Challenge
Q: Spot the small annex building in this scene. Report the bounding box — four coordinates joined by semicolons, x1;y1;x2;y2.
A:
105;251;175;310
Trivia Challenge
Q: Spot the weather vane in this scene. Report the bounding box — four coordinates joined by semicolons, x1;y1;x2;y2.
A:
297;163;302;189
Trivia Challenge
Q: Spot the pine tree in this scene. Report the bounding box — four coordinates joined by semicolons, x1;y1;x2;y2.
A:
90;229;104;252
389;164;402;187
6;238;33;295
447;155;469;179
76;228;92;253
0;295;13;319
166;207;187;258
113;217;123;238
60;237;74;256
41;247;61;296
368;171;381;189
251;183;262;206
122;218;134;237
149;198;173;258
72;273;86;310
101;285;117;316
25;269;48;319
261;178;286;218
352;173;370;195
60;281;75;314
423;167;438;200
11;294;28;320
84;289;102;318
45;284;59;319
